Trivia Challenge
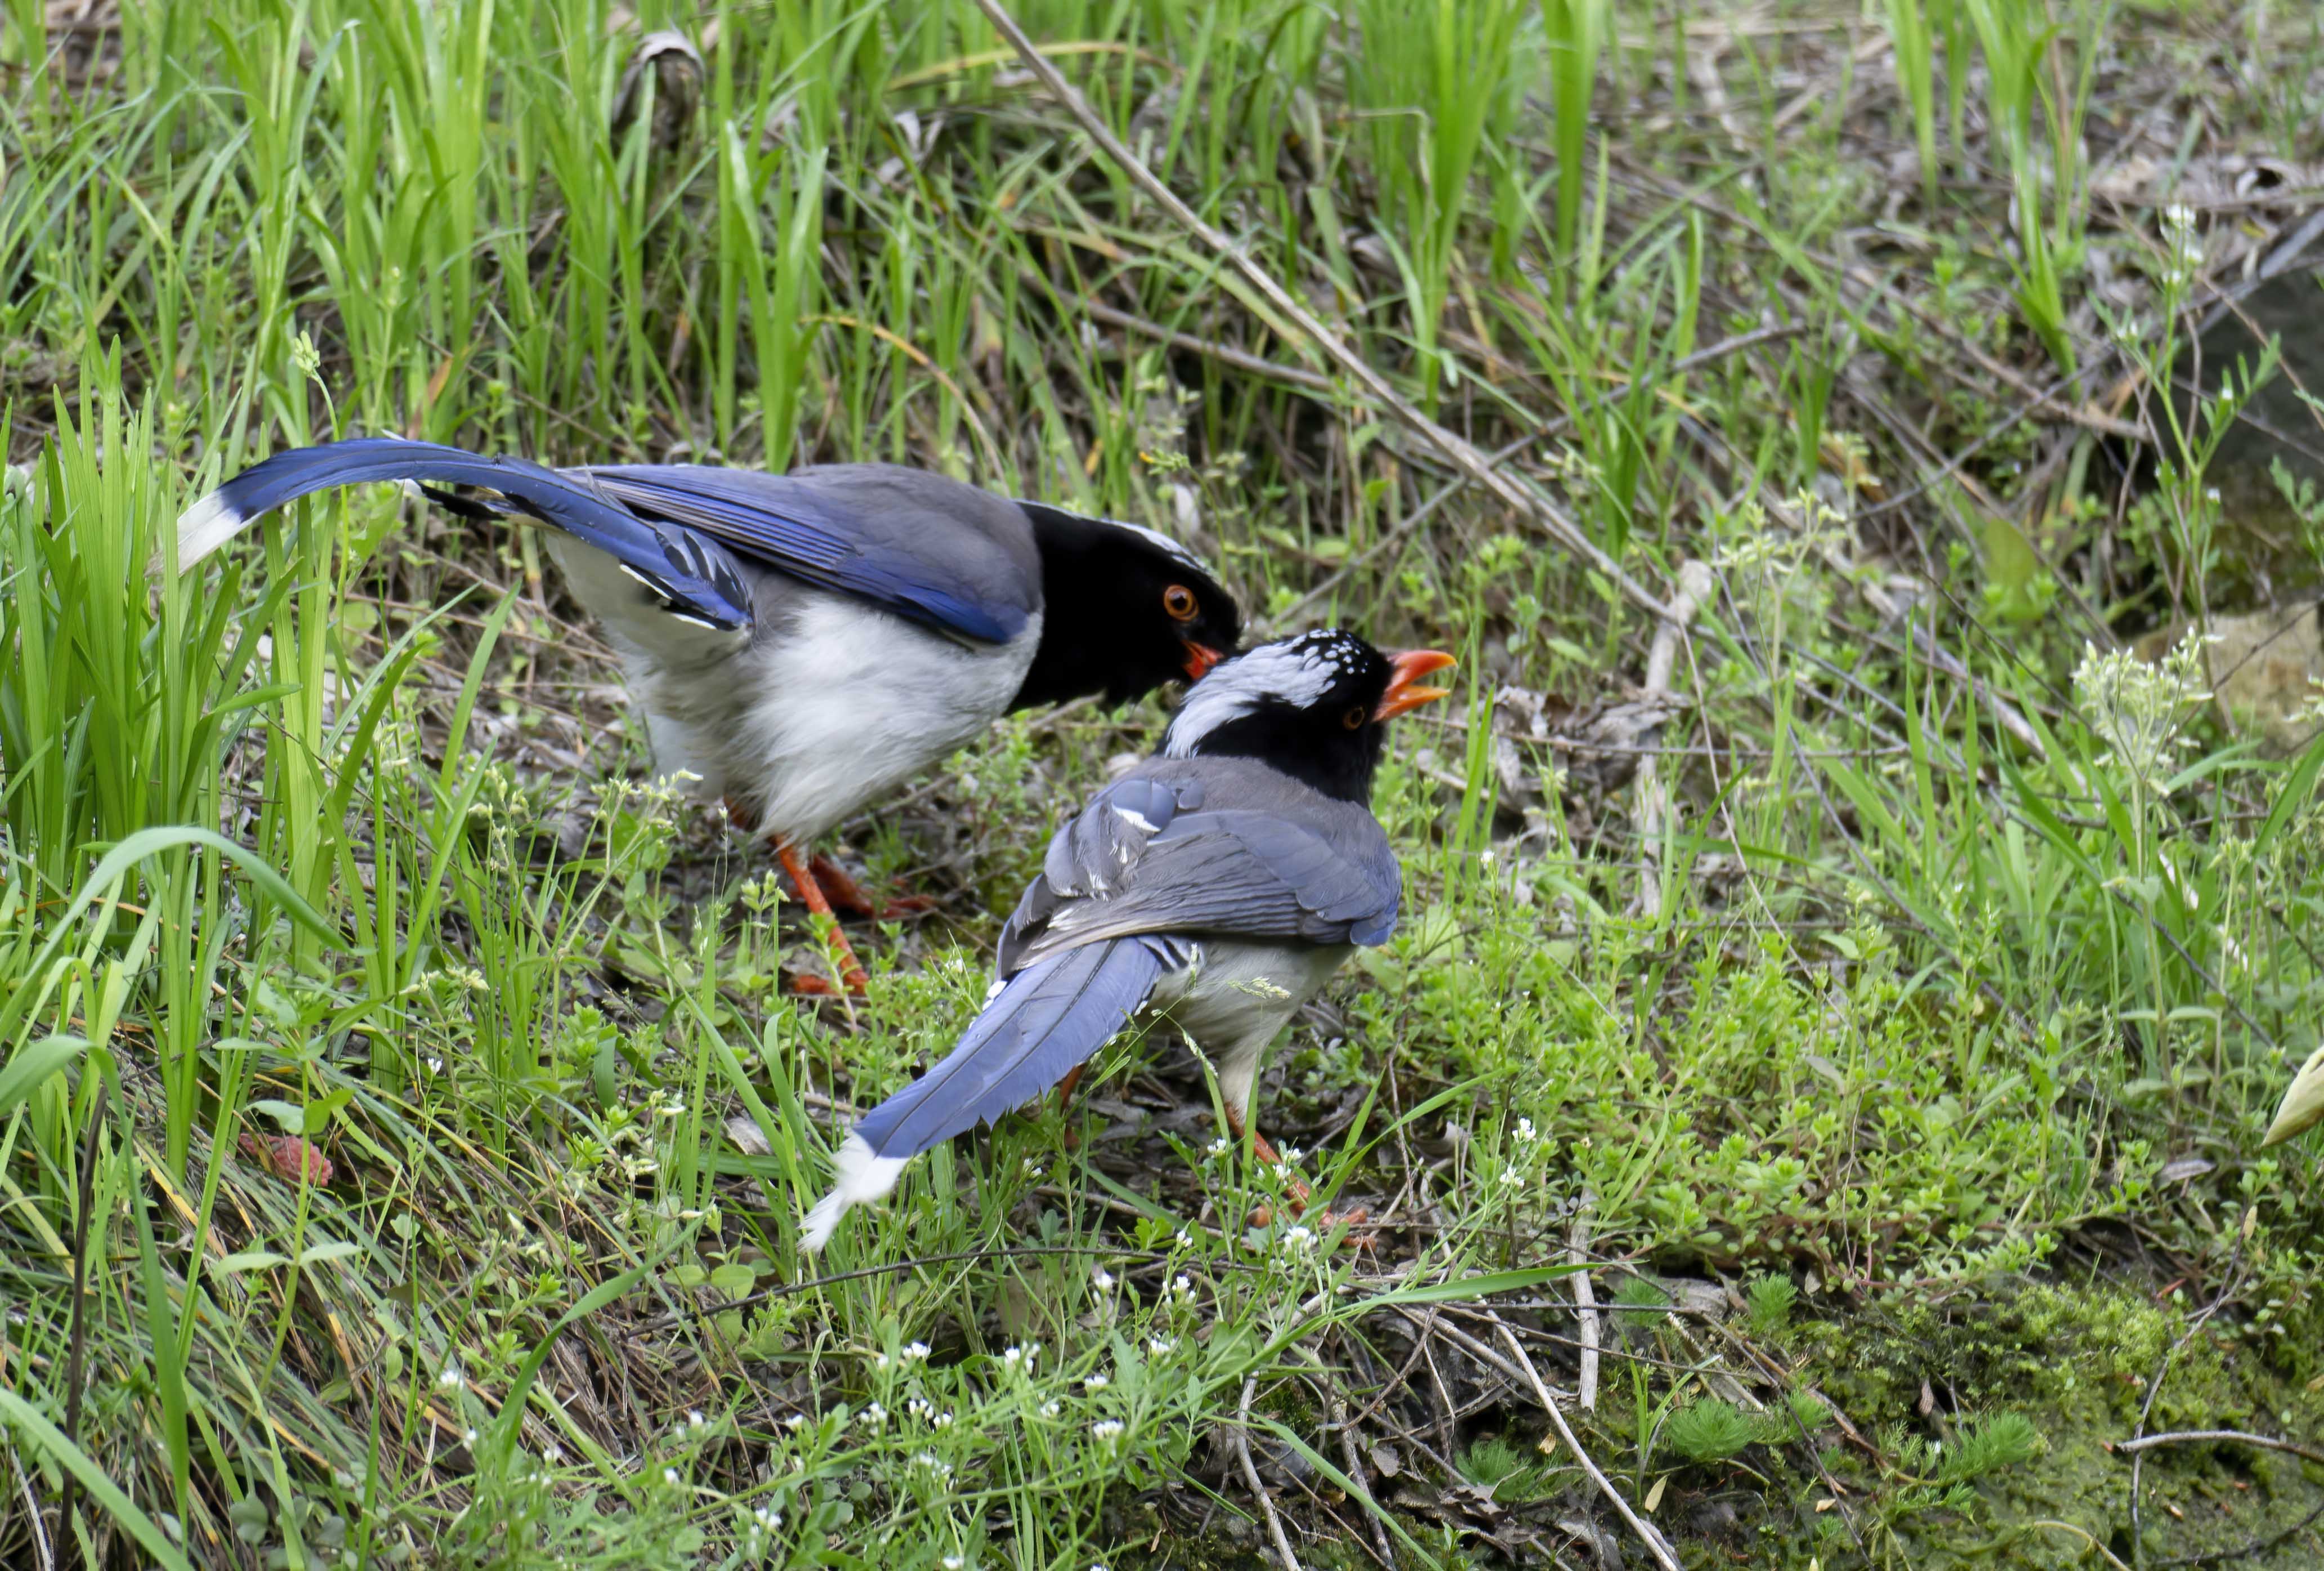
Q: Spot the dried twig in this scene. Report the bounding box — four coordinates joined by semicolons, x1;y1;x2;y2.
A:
1567;1192;1601;1412
7;1439;55;1571
1238;1376;1304;1571
969;0;1674;624
2115;1429;2324;1467
1492;1320;1682;1571
1631;560;1715;920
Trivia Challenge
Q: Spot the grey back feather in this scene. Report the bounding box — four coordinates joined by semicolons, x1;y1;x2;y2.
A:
997;756;1400;978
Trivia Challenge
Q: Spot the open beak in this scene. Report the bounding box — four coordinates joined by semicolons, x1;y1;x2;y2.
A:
1372;648;1456;721
1181;642;1227;682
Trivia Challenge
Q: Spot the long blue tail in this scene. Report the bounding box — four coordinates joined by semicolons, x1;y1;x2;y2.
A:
800;937;1181;1249
176;438;756;630
860;938;1178;1158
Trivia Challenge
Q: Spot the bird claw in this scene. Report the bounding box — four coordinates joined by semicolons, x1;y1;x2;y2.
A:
784;970;866;999
806;854;933;921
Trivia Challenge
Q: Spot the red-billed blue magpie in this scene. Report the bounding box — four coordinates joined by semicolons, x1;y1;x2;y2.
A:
176;440;1241;992
802;628;1454;1248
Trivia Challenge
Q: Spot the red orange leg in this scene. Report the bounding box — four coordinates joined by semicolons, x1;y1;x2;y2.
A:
1221;1102;1369;1239
775;840;870;997
1052;1063;1089;1150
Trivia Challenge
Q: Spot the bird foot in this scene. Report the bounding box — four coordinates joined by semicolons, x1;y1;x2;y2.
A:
806;854;934;921
784;969;868;999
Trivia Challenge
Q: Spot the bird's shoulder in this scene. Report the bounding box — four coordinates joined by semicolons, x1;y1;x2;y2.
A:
997;756;1400;976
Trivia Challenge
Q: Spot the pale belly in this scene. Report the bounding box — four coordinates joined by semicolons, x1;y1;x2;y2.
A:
545;532;1040;843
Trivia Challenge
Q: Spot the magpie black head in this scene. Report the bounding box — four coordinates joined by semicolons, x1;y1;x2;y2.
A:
1007;500;1242;710
1159;628;1455;802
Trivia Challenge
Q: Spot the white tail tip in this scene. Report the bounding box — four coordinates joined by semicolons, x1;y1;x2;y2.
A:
800;1133;907;1252
175;488;251;568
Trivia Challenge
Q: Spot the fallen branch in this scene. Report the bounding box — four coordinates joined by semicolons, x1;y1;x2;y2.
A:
970;0;1673;624
1494;1320;1683;1571
1239;1376;1304;1571
1567;1193;1602;1412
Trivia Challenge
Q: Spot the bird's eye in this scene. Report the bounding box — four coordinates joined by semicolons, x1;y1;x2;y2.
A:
1163;584;1198;621
1342;704;1366;730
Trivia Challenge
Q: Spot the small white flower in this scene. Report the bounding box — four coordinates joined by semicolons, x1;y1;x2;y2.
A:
907;1396;931;1420
436;1363;466;1392
1283;1225;1315;1251
1500;1166;1525;1187
687;1409;707;1430
1147;1336;1176;1356
662;1467;681;1486
1091;1420;1125;1442
1516;1117;1537;1144
783;1413;810;1431
1084;1372;1110;1391
942;1558;964;1570
901;1340;931;1362
932;1411;955;1429
753;1506;783;1530
874;1351;892;1370
463;1427;478;1445
857;1402;887;1427
1020;1157;1045;1179
1039;1400;1062;1418
1091;1267;1115;1292
1173;1228;1193;1248
1170;1273;1194;1300
1281;1145;1303;1162
1206;1136;1230;1158
543;1443;562;1463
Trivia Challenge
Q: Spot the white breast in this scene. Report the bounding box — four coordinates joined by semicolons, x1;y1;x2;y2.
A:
544;532;1040;843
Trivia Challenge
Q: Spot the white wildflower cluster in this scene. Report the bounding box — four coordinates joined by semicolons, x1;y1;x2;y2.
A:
912;1451;955;1481
1084;1372;1110;1391
1205;1136;1231;1160
1166;1273;1196;1303
856;1402;887;1429
436;1363;467;1393
1091;1419;1125;1445
1147;1335;1176;1356
1282;1225;1316;1251
2072;632;2211;790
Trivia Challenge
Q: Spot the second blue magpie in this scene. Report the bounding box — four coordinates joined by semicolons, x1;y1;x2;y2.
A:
801;628;1454;1249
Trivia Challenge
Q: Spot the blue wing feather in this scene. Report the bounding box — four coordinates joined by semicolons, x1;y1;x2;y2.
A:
577;466;1030;645
852;937;1183;1161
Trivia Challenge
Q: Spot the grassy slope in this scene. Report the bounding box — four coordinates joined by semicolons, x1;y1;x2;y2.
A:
3;0;2322;1566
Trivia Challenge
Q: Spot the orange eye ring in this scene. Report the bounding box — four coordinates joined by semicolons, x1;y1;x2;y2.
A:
1163;584;1198;621
1342;704;1366;730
